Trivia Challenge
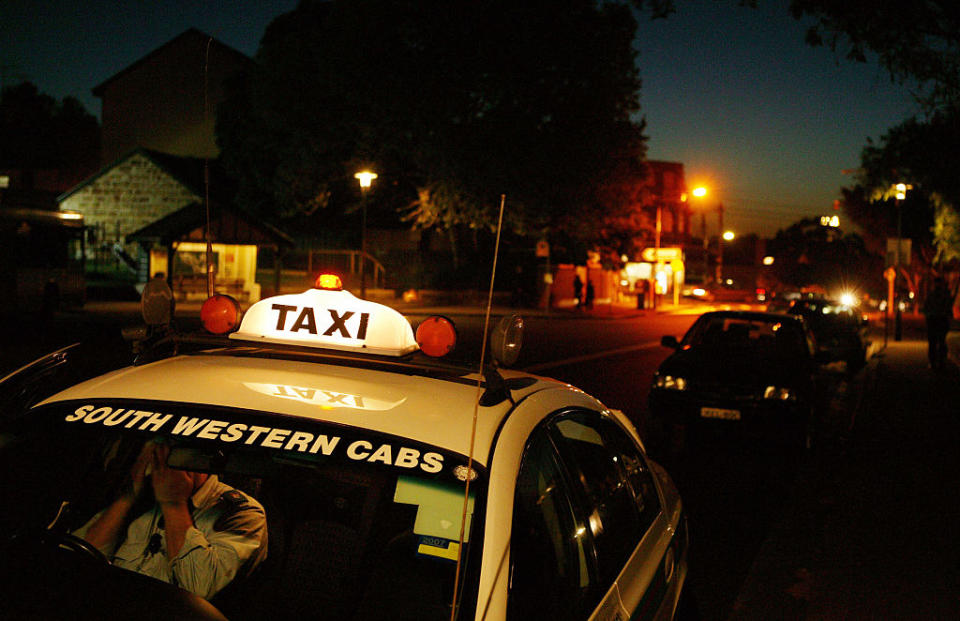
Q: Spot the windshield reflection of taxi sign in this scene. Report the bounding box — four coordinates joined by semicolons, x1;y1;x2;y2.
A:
230;287;418;356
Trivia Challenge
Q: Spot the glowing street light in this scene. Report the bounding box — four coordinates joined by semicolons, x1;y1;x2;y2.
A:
690;186;727;281
355;170;377;298
355;170;377;189
722;230;735;241
689;186;711;283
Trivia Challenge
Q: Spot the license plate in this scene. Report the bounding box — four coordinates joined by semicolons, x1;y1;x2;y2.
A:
700;407;741;420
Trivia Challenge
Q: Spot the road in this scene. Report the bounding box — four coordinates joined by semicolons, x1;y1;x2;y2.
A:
2;302;957;620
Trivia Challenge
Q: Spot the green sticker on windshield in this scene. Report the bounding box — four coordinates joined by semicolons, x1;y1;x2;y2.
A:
394;476;474;542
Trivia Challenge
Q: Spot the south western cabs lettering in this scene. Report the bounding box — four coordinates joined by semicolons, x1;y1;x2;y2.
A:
63;404;444;474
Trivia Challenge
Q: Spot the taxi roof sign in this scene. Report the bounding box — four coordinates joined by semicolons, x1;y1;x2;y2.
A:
230;288;419;356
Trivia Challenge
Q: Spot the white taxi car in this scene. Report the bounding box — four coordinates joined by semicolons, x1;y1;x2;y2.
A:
0;276;688;620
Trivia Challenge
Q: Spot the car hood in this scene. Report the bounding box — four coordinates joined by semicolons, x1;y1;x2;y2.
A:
657;345;805;388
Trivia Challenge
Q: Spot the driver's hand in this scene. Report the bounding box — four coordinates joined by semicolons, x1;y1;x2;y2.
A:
122;441;154;501
150;444;194;506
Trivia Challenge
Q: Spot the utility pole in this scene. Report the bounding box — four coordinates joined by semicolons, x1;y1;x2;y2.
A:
716;203;725;283
701;211;708;284
653;203;662;308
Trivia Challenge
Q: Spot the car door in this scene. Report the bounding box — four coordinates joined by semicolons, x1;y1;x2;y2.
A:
508;409;668;621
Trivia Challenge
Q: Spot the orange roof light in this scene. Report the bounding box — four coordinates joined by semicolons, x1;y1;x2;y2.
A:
314;273;343;291
416;316;457;358
201;294;242;335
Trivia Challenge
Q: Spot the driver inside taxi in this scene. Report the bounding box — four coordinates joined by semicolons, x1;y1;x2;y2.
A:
74;440;267;600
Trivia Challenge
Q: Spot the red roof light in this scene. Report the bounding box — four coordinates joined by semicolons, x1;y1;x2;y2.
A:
416;316;457;358
201;294;241;334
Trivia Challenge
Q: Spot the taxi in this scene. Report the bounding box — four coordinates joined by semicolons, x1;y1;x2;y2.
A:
0;275;689;620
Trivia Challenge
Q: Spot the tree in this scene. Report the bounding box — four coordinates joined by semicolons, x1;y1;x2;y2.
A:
0;81;99;171
840;109;960;292
217;0;650;252
786;0;960;109
766;217;879;296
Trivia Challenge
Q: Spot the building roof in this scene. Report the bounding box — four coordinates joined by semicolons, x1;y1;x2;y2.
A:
59;147;291;247
126;200;293;248
59;147;231;204
91;29;251;97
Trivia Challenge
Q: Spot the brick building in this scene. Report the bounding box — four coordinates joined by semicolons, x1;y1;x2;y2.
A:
58;30;291;301
60;148;289;301
642;161;691;246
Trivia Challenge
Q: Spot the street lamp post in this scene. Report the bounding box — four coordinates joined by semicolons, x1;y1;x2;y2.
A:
894;182;907;341
691;187;709;284
354;170;377;298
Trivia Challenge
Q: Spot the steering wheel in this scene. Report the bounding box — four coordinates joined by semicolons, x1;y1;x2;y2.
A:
9;529;109;564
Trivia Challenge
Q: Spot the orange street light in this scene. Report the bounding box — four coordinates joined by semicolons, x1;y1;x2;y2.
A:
689;186;711;282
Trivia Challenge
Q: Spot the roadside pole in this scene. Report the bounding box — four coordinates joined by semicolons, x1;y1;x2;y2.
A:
884;266;895;348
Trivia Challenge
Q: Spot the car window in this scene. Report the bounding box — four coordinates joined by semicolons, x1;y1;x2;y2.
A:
509;425;597;621
549;411;658;585
597;417;662;534
0;401;485;621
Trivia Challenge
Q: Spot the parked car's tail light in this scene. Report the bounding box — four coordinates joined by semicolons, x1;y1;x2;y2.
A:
655;374;688;390
763;386;796;401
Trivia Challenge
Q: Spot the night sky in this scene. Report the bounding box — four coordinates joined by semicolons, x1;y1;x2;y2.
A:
2;0;919;238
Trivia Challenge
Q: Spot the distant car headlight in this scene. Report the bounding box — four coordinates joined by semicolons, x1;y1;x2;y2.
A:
655;374;688;390
763;386;796;401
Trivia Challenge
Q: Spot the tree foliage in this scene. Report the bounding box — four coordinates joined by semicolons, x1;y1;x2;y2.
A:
217;0;650;249
839;108;960;290
767;217;879;295
0;81;99;170
787;0;960;108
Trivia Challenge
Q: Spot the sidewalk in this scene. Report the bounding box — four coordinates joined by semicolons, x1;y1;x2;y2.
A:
730;320;960;619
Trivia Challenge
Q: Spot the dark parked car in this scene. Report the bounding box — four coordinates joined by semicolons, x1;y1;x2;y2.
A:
650;310;827;452
786;297;869;373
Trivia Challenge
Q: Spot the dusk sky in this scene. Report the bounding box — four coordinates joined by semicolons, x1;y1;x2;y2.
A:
2;0;920;238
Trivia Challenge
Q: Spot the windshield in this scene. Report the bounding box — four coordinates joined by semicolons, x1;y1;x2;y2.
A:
0;400;485;620
682;315;807;358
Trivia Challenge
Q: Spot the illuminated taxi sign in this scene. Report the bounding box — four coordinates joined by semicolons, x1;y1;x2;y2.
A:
230;288;418;356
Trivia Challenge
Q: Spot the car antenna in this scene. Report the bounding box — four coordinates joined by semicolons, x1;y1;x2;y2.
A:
449;193;506;621
203;36;215;298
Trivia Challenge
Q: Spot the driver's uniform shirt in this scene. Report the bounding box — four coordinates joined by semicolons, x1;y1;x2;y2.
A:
77;475;267;599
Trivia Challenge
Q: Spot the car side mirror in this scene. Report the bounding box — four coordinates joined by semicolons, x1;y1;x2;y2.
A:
661;335;679;349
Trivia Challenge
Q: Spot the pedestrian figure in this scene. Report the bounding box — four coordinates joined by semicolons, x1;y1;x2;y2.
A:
573;274;583;309
585;280;595;310
922;276;954;369
636;279;647;309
